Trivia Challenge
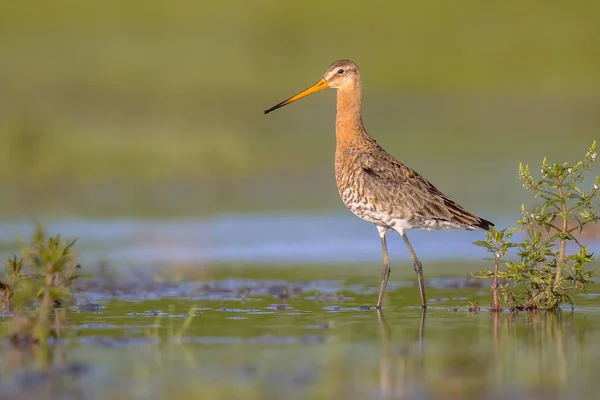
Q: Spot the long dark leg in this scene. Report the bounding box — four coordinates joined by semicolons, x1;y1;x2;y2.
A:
376;226;391;309
401;232;427;308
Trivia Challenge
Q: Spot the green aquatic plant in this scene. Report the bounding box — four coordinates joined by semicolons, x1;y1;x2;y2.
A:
2;224;81;345
475;141;598;311
143;304;198;343
472;227;519;310
467;300;481;313
0;255;25;311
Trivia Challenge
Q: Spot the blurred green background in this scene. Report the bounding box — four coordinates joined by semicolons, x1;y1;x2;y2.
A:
1;0;598;218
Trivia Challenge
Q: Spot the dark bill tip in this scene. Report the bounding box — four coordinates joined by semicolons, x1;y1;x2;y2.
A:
263;79;328;116
263;101;286;115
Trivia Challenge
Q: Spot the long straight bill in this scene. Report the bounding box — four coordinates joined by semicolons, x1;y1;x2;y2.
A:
263;78;329;114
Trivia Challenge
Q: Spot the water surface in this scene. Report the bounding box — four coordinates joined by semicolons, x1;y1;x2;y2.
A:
1;276;599;400
0;213;513;267
0;215;599;399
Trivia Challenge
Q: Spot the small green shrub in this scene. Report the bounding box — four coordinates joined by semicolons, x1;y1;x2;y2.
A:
1;224;81;345
475;142;598;311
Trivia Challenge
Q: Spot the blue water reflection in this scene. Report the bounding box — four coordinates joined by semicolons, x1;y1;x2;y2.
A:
0;212;521;266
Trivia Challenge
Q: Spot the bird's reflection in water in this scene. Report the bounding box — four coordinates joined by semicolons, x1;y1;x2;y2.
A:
377;309;426;400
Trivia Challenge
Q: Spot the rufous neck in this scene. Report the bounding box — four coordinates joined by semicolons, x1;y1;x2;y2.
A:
335;83;366;147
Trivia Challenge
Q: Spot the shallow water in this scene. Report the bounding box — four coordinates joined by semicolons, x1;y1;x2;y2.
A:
0;213;519;267
0;216;599;399
0;273;599;400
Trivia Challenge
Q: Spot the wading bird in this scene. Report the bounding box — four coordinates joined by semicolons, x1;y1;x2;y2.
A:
264;60;493;308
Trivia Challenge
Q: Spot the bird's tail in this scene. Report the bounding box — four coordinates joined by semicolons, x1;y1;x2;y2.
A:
474;216;494;231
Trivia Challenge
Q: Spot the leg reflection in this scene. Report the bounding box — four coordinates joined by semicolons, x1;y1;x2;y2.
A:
377;308;427;400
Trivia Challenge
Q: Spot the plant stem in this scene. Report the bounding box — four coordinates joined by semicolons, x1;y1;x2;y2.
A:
556;180;567;286
38;262;53;346
492;250;501;310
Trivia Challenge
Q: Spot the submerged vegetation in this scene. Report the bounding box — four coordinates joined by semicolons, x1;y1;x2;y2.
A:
475;142;599;311
1;225;81;345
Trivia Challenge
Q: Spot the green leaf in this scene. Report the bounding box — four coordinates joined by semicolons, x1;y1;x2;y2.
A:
472;240;491;249
492;228;505;243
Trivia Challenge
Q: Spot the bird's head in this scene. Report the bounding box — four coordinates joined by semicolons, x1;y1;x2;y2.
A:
263;59;360;114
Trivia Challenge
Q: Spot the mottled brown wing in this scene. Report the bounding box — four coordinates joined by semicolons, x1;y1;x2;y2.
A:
357;151;493;229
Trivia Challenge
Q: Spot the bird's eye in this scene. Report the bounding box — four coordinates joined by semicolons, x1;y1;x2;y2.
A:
337;69;344;74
